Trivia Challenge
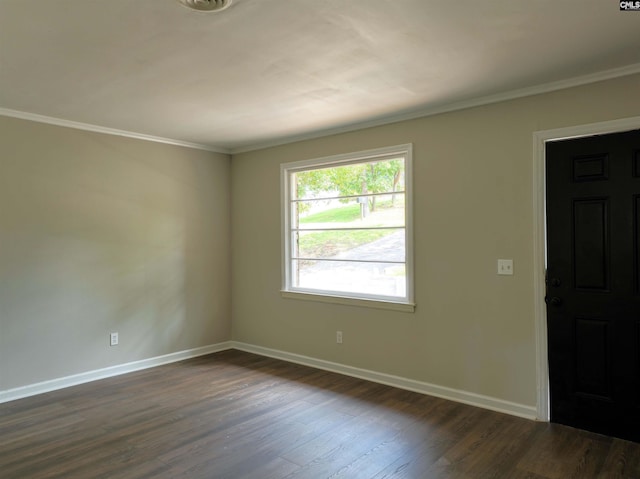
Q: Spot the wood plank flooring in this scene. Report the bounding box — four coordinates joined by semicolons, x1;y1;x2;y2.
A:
1;350;639;478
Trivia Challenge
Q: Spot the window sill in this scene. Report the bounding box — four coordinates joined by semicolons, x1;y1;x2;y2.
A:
280;290;415;313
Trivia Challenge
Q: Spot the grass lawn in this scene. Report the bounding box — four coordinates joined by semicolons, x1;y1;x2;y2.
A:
298;201;403;258
300;204;361;223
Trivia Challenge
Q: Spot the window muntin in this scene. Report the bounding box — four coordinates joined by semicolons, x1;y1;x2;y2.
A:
282;145;413;306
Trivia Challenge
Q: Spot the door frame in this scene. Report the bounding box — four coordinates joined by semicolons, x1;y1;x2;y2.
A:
533;115;640;421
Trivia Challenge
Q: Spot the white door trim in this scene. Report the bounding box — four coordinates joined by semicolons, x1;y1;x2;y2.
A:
533;116;640;421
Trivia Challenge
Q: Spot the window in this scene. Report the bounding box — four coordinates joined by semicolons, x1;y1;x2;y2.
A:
281;144;414;311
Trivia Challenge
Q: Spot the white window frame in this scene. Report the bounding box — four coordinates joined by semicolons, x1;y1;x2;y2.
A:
280;144;415;312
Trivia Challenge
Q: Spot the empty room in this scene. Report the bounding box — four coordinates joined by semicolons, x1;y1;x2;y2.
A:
2;1;640;477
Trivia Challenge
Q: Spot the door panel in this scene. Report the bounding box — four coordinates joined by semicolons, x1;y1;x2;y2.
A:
573;198;609;290
637;321;640;407
546;129;640;443
573;154;608;181
635;195;640;295
574;317;610;399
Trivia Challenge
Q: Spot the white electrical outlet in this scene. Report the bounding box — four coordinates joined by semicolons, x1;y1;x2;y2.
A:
336;331;343;344
110;332;119;346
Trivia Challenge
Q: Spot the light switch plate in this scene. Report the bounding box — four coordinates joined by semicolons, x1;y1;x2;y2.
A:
497;259;514;275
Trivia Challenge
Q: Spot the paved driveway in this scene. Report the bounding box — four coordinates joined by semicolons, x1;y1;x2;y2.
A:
298;230;406;297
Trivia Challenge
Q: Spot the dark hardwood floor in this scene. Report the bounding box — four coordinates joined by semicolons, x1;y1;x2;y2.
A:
1;350;639;479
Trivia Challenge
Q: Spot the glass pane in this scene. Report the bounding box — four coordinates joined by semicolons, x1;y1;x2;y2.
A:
293;260;406;298
295;228;405;262
294;157;405;201
296;194;405;230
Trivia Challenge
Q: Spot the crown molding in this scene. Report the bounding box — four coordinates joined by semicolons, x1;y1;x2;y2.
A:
0;108;230;154
2;62;639;156
231;62;640;154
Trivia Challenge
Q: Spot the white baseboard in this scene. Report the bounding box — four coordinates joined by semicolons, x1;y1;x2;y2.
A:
1;340;538;421
0;341;234;404
232;341;538;421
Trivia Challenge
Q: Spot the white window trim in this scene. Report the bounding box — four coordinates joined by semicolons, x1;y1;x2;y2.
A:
280;143;415;312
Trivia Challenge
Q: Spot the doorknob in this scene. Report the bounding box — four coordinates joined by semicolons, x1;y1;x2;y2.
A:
545;296;562;306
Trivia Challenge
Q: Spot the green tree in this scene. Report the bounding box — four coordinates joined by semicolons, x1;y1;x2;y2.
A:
296;159;403;218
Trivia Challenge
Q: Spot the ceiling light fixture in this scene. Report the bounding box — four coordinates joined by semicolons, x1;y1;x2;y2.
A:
177;0;233;13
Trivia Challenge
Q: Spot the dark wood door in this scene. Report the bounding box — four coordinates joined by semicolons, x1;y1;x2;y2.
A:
546;129;640;442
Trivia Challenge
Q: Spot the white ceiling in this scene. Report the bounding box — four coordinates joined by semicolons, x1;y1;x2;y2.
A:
1;0;639;153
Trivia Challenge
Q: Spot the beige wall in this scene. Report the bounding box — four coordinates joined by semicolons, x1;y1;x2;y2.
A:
2;73;639;407
0;117;231;391
231;73;640;408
